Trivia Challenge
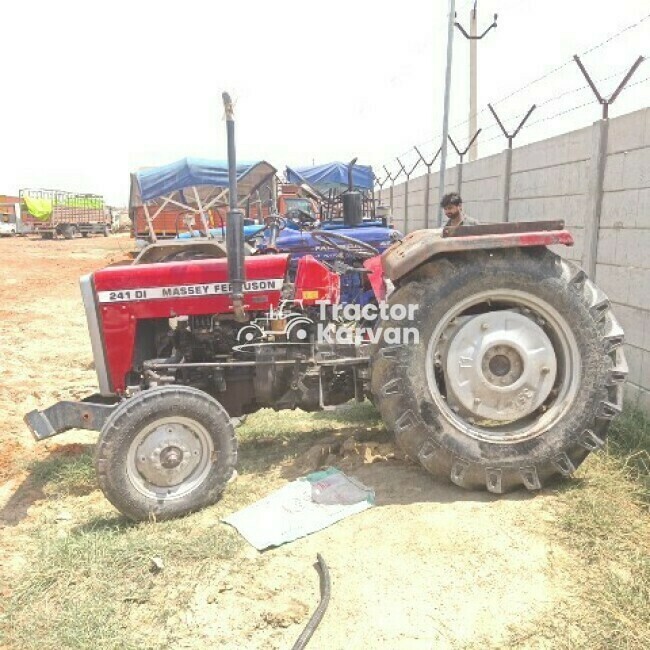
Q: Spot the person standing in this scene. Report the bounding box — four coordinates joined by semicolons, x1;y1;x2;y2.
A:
440;192;477;228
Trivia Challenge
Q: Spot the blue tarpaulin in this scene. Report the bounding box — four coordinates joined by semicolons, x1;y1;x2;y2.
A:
286;162;374;193
136;158;276;202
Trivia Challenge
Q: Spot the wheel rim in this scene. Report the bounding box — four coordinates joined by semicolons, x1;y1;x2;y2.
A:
425;289;581;443
126;416;214;500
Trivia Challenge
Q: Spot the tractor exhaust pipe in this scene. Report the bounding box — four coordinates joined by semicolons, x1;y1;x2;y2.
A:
222;92;246;321
342;157;362;227
347;157;358;191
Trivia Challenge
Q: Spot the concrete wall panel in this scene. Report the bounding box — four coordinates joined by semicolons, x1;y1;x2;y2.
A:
511;126;591;172
380;108;650;412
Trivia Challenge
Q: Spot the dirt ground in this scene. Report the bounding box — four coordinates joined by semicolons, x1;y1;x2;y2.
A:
0;234;576;649
0;234;132;480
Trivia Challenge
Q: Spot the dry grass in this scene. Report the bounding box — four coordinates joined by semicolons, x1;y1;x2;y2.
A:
505;407;650;649
0;488;249;649
1;403;648;649
0;404;381;650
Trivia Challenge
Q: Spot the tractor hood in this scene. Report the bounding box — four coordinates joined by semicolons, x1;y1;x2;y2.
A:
83;254;290;395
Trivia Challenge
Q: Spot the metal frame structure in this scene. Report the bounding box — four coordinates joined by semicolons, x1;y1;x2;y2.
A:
130;162;277;242
573;54;645;119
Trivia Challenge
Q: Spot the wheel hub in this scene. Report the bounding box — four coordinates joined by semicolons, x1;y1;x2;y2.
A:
482;345;524;386
444;311;557;421
134;422;204;488
159;445;183;469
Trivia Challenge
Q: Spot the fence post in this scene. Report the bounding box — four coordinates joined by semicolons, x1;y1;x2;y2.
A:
571;54;645;276
448;130;481;203
488;104;535;222
500;148;513;222
396;158;408;233
414;145;442;229
383;165;395;216
583;119;609;277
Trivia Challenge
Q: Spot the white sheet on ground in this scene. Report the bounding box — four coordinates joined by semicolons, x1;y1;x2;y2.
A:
222;468;374;550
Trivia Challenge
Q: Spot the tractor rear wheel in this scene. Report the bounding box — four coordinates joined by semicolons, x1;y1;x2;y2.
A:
371;248;626;493
95;386;237;520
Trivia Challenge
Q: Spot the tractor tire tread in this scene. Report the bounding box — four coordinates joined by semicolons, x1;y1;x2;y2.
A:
95;386;237;521
371;248;627;494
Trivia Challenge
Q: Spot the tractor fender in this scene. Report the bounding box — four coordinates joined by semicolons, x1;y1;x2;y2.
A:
382;221;573;283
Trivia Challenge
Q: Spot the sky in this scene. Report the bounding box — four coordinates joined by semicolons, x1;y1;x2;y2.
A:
1;0;649;205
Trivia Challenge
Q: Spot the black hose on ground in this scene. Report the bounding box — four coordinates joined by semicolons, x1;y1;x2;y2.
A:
291;554;331;650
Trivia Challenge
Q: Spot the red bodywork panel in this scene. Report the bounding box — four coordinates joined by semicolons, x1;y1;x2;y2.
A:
363;255;386;302
294;255;341;305
92;254;290;393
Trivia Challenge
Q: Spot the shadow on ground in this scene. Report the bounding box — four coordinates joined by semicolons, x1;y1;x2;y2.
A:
1;411;561;528
0;442;96;526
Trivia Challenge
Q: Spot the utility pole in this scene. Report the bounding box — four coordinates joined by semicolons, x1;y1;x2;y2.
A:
438;0;456;227
455;4;497;162
469;4;478;160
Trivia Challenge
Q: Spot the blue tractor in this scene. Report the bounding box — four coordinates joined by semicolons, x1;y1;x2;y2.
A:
257;159;400;305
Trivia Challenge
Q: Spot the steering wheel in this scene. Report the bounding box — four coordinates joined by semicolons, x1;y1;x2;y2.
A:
311;230;379;260
286;208;318;229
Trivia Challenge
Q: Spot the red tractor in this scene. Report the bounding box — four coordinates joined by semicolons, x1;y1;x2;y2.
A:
25;94;627;521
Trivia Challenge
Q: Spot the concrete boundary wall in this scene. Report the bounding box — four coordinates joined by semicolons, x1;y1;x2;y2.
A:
383;107;650;414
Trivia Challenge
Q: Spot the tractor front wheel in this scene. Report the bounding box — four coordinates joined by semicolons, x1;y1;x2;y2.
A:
371;248;626;493
95;386;237;520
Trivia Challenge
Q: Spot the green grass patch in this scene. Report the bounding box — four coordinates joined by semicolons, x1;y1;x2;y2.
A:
235;401;384;474
237;400;382;442
28;447;96;496
0;496;247;649
1;402;381;649
607;406;650;500
506;406;650;649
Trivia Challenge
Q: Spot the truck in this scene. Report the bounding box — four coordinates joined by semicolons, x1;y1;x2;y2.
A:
20;188;111;239
0;196;35;235
128;160;278;242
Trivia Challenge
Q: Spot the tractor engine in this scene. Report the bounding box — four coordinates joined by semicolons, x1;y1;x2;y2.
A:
86;251;365;419
142;309;360;416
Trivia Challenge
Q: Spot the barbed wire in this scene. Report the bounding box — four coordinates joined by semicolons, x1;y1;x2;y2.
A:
392;64;645;168
481;11;650;110
378;73;650;182
384;11;650;176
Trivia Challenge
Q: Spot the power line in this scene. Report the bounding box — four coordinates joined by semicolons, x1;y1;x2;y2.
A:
393;62;642;161
488;11;650;110
582;12;650;57
382;10;650;176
